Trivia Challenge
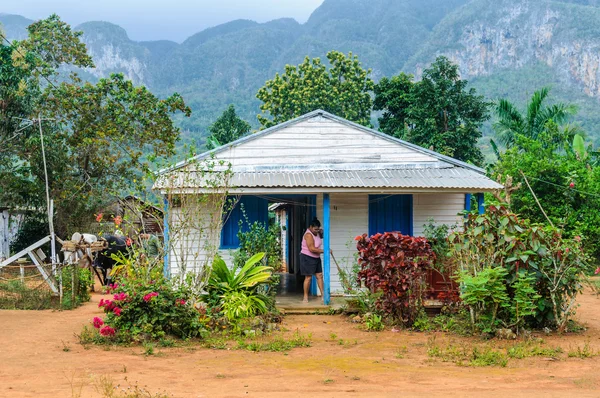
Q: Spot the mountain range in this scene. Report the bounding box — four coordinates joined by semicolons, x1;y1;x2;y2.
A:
2;0;600;151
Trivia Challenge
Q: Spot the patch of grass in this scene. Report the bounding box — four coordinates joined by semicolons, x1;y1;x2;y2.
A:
236;331;312;352
323;378;334;384
470;346;508;367
61;340;71;352
142;342;155;356
329;332;337;340
395;345;408;359
94;375;170;398
158;338;176;348
568;341;598;359
427;336;507;367
507;340;563;359
201;336;229;350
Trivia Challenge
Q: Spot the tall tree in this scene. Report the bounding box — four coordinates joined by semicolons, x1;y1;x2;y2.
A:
0;15;191;237
493;87;580;153
374;56;490;165
206;105;251;149
256;51;374;128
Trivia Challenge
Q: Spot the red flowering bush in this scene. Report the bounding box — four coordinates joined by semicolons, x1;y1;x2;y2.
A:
90;274;206;343
356;232;435;326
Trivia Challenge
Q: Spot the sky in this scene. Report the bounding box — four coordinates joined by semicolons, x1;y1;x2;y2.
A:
1;0;325;42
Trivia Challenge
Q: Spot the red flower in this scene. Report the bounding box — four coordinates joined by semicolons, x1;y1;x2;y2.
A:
595;267;600;275
114;215;123;227
93;317;104;329
125;237;133;246
99;325;116;337
98;299;105;308
113;307;122;316
113;292;128;302
143;292;159;302
175;299;186;306
569;182;575;188
95;213;103;222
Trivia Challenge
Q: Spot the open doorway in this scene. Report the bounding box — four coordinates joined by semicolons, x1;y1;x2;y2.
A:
267;195;316;298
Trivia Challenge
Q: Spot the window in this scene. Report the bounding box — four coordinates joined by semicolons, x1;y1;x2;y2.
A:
220;196;268;249
368;194;413;236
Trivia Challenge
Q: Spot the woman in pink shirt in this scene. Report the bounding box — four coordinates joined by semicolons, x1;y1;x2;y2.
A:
300;217;325;303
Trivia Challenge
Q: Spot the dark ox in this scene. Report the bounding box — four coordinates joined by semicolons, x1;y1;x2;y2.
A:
93;234;129;285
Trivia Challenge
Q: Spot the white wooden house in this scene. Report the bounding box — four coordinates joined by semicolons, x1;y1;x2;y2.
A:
154;110;502;304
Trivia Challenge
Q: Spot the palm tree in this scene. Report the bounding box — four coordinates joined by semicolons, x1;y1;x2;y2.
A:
492;87;580;154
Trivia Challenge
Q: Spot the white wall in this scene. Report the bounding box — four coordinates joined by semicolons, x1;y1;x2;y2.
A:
413;193;465;236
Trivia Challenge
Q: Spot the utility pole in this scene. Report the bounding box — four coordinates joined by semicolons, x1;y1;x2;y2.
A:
37;114;57;271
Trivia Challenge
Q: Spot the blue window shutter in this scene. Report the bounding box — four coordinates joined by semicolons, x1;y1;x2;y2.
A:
368;195;413;236
220;196;268;249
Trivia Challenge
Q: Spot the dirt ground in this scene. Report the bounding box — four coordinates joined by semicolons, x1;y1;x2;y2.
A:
1;290;600;398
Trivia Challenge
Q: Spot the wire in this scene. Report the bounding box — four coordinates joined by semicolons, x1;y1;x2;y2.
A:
522;174;600;199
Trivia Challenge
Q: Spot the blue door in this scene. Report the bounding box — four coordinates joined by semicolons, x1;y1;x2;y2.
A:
368;194;413;236
220;195;269;249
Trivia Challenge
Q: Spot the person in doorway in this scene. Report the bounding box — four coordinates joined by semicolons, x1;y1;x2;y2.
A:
300;217;325;303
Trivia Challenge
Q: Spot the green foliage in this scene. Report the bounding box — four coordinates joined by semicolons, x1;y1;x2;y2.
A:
0;264;91;310
364;313;384;332
493;87;579;150
220;290;268;321
493;126;600;262
0;15;190;237
206;104;251;150
257;50;374;128
234;216;282;271
449;204;591;332
374;56;490;165
8;213;48;253
206;253;275;321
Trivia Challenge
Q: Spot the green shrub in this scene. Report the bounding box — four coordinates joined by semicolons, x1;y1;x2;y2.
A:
449;204;591;333
205;252;276;323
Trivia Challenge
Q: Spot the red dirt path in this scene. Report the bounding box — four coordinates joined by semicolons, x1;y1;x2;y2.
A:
1;291;600;397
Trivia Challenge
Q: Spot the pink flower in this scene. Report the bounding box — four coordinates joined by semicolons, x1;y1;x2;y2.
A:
99;325;116;337
98;299;105;308
113;307;122;316
595;267;600;275
93;317;104;329
575;236;581;242
175;299;186;306
143;292;159;302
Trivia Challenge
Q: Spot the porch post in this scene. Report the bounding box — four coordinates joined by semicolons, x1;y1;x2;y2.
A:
163;196;170;279
323;193;331;305
477;193;485;215
464;194;472;213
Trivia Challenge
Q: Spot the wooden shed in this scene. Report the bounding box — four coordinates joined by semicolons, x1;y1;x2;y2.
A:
154;110;502;304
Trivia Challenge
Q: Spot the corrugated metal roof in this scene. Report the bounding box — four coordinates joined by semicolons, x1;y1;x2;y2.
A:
156;167;502;190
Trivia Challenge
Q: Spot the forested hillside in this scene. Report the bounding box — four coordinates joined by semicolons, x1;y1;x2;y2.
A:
3;0;600;147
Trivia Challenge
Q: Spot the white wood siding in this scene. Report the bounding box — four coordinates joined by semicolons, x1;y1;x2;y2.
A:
203;116;439;170
413;193;465;236
327;193;369;295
